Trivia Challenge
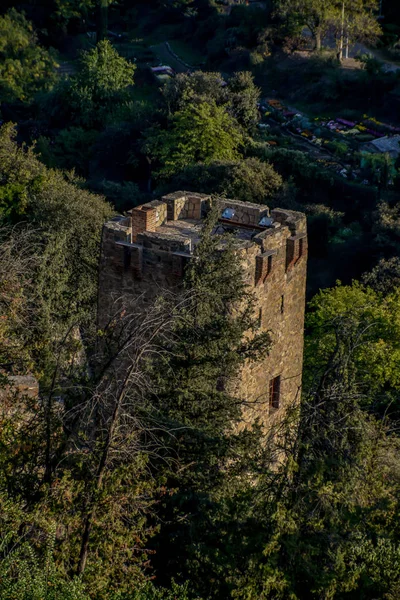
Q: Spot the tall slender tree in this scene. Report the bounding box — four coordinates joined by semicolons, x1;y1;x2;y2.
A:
148;209;271;595
331;0;381;60
275;0;380;53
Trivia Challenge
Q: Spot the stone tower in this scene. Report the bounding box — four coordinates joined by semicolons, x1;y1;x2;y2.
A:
98;191;307;428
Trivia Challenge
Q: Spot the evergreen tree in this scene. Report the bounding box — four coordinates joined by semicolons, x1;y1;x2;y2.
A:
44;40;136;129
0;123;113;380
149;208;270;596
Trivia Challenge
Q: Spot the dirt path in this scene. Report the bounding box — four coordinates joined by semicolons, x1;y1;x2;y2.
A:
348;42;400;72
150;42;197;73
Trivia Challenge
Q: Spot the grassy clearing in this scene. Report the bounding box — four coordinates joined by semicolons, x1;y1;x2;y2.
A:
151;43;188;72
169;40;205;66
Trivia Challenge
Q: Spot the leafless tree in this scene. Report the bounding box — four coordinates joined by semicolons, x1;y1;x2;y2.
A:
0;226;40;369
62;292;188;575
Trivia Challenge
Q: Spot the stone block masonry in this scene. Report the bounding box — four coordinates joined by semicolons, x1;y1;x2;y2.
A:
131;200;168;241
98;191;307;430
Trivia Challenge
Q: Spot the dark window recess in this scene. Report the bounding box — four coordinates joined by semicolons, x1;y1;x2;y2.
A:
172;255;184;277
216;377;225;392
123;246;131;271
298;237;304;260
269;376;281;409
286;235;306;271
267;254;272;276
280;295;285;314
255;251;275;285
258;307;263;328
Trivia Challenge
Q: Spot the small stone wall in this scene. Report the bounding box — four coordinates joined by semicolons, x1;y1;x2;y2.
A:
216;198;270;227
153;201;168;227
162;191;210;221
271;208;306;235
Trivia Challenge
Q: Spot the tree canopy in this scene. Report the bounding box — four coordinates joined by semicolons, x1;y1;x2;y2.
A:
145;101;244;178
47;40;136;128
305;280;400;416
275;0;381;53
0;9;57;103
1;0;400;597
162;70;260;130
168;157;282;203
0;122;112;377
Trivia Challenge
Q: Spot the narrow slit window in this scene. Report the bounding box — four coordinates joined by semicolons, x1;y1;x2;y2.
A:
172;255;184;277
258;307;263;328
280;295;285;314
123;246;131;271
269;376;281;410
267;254;273;277
298;237;304;261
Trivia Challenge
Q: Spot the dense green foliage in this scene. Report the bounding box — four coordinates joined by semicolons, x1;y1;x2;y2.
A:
233;356;400;599
276;0;380;52
44;39;136;128
167;158;282;202
0;9;57;103
145;101;244;177
0;122;112;378
162;71;261;130
69;40;136;125
2;1;400;598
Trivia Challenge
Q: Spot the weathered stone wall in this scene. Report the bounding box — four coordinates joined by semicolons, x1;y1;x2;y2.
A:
236;211;307;430
216;198;270;227
98;218;192;328
162;191;210;221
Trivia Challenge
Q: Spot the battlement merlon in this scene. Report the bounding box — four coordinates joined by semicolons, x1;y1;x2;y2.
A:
101;191;307;259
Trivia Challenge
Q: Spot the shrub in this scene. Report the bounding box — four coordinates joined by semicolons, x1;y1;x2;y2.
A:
0;526;89;600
